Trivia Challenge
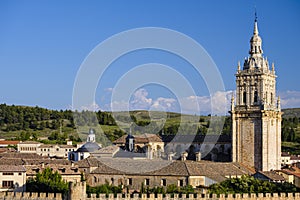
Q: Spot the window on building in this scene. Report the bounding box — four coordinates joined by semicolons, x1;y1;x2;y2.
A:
65;149;68;151
3;172;13;175
145;179;150;186
178;179;184;187
271;92;273;104
128;178;133;185
2;181;14;188
94;176;97;183
56;148;59;151
111;178;114;185
243;92;246;104
161;179;166;186
254;91;258;103
18;173;22;176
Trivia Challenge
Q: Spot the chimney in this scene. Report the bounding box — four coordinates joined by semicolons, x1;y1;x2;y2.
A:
41;162;45;168
181;152;188;161
195;152;202;162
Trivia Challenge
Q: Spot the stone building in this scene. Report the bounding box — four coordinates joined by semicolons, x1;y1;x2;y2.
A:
230;15;282;171
113;134;164;159
77;157;253;191
0;165;26;192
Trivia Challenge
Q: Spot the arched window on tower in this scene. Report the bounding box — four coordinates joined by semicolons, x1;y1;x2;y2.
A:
243;91;246;105
271;92;273;104
254;91;258;104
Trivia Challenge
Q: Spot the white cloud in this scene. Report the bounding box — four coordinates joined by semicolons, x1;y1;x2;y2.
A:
179;91;233;115
129;88;153;110
78;101;101;112
104;88;233;115
278;90;300;108
152;97;177;111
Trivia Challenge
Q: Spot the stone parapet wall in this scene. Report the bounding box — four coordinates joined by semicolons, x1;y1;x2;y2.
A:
0;191;62;200
87;193;300;200
1;192;300;200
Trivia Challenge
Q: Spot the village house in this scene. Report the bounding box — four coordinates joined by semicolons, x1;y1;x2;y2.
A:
0;152;81;184
0;165;26;192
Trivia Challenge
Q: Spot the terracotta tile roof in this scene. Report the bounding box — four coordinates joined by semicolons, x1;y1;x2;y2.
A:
0;165;26;172
281;152;290;156
277;169;294;175
0;140;20;145
0;153;44;159
0;148;17;153
0;158;24;165
87;158;252;182
26;164;80;176
151;161;189;176
290;155;300;160
0;157;72;166
95;145;119;153
89;158;172;175
19;141;41;144
77;157;101;168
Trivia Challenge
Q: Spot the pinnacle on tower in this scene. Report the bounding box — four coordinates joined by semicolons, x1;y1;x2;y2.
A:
253;10;259;35
249;11;263;56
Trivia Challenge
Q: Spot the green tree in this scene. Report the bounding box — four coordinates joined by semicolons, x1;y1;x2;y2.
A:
208;175;299;194
26;167;68;194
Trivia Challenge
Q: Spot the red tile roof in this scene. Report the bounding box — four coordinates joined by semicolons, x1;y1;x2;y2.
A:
0;140;20;145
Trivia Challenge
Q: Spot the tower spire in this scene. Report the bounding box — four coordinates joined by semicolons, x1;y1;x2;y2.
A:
254;9;259;35
249;10;263;56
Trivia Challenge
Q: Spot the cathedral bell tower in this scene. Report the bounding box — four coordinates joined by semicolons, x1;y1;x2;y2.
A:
230;14;282;171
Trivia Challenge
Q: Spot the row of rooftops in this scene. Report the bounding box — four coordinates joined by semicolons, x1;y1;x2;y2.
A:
4;151;300;187
113;134;232;144
77;157;254;182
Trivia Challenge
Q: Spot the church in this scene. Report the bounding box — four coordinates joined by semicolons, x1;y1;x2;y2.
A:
230;14;282;171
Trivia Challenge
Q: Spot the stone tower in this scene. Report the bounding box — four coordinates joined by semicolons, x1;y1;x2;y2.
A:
230;15;282;171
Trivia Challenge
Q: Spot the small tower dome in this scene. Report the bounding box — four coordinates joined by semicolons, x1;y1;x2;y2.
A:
87;128;96;143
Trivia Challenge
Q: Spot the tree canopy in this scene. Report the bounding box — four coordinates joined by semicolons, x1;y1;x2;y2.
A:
26;167;68;194
208;175;299;194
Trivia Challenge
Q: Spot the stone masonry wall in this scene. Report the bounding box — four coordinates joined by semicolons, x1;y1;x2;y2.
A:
1;192;300;200
87;193;300;200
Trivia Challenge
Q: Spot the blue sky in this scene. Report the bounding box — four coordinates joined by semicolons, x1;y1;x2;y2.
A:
0;1;299;114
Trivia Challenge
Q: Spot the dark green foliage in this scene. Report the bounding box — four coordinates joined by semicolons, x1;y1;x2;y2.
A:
1;104;300;145
86;184;122;196
222;117;231;135
208;175;299;194
0;104;73;132
139;184;194;195
26;167;68;194
282;117;298;142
